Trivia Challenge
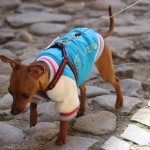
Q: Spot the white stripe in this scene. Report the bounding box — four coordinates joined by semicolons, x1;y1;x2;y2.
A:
36;56;58;83
94;33;104;62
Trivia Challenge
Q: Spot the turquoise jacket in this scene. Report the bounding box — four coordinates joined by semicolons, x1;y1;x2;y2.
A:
36;27;99;87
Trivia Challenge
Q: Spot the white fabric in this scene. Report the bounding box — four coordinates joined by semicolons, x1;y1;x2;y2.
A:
94;33;104;62
47;76;80;114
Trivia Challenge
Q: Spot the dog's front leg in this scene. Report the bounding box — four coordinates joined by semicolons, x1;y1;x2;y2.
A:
30;103;37;127
55;121;68;145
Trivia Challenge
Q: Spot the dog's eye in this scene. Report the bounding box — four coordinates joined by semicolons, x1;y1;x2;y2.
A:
19;93;29;99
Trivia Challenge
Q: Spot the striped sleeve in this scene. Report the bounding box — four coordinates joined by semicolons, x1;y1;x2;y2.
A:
60;108;78;121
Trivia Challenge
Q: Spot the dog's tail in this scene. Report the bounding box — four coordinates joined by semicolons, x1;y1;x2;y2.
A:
101;6;114;39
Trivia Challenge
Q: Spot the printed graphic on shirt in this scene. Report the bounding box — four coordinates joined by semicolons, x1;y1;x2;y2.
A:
35;28;104;121
36;27;104;87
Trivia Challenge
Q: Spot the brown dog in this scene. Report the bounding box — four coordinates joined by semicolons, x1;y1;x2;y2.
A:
0;6;123;145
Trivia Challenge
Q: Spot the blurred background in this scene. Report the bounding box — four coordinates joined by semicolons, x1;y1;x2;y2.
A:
0;0;150;149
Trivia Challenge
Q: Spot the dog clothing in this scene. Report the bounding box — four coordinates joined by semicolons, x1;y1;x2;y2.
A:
35;27;104;121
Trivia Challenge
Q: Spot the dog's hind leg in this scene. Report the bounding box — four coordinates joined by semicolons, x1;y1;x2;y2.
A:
95;41;123;109
77;83;86;117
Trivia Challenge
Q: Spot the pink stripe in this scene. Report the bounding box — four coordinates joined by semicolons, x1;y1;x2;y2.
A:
97;34;102;52
39;57;58;74
60;108;77;117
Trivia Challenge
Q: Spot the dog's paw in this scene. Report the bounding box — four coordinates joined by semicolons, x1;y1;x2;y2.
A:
55;134;66;145
30;124;36;128
30;123;36;128
30;120;37;128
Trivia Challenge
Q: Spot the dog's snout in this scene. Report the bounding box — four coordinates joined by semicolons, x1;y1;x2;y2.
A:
10;109;18;115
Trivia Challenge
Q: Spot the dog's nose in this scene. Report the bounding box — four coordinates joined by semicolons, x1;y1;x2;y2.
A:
10;109;18;115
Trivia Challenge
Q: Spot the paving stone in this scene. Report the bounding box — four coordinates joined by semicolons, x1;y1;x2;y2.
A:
0;0;21;11
131;19;150;26
0;63;12;75
118;13;136;24
19;48;40;61
93;95;142;114
121;124;150;146
138;34;150;49
21;57;35;64
109;13;136;26
6;12;72;27
73;111;117;135
120;79;143;97
59;2;85;14
101;136;130;150
131;108;150;127
0;28;15;44
17;3;47;13
100;14;130;28
19;31;34;43
74;18;99;28
139;0;150;5
0;109;14;121
40;0;66;7
43;135;98;150
129;6;148;13
142;82;150;92
24;122;59;141
107;37;134;59
23;102;60;122
86;10;103;18
130;146;150;150
0;93;13;110
90;0;126;11
67;0;87;1
115;65;134;79
114;25;150;36
0;74;9;89
0;22;2;28
0;49;17;59
114;18;131;26
0;122;24;145
132;50;150;62
85;85;110;98
3;41;28;51
86;71;98;81
144;12;150;18
29;23;66;36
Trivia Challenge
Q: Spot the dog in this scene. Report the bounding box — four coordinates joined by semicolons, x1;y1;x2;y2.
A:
0;6;123;145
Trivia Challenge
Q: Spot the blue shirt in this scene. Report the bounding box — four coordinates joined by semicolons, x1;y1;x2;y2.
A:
36;27;99;87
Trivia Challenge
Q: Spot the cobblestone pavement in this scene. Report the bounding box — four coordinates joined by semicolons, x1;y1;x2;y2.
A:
0;0;150;150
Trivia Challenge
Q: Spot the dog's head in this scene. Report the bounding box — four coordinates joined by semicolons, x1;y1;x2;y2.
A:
0;55;46;115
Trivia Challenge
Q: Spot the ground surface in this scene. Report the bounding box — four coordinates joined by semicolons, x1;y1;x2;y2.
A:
0;0;150;150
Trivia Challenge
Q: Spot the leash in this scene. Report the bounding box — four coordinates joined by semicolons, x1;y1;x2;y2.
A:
38;0;143;95
60;0;143;44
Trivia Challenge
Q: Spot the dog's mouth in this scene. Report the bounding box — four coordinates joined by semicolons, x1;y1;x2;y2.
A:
10;109;20;115
10;107;27;115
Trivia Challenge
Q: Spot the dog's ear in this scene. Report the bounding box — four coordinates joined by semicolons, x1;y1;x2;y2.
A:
0;55;20;69
28;64;46;78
